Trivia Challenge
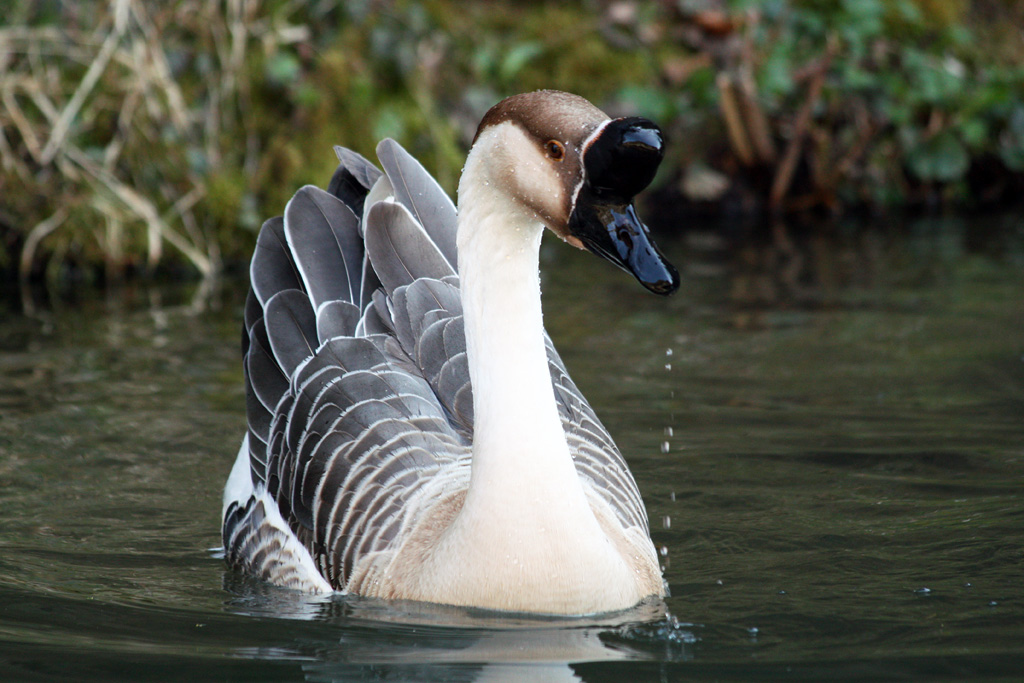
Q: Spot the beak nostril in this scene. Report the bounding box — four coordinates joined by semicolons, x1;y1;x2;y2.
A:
614;224;634;250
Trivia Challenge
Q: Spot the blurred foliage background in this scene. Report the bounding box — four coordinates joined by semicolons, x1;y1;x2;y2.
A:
1;0;1022;286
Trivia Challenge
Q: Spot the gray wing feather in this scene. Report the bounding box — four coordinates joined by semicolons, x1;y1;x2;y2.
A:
328;146;382;219
545;339;649;533
364;201;456;294
389;279;473;438
245;317;287;486
265;289;318;377
243;289;261;342
316;300;361;343
284;186;363;309
357;175;394;309
358;292;392;337
250;217;302;306
376;138;459;270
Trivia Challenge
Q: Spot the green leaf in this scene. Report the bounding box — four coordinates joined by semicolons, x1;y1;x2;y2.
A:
841;0;884;37
471;44;497;78
294;83;321;108
372;107;405;142
265;52;301;85
894;0;923;24
500;42;543;82
958;118;988;151
615;84;675;122
760;43;794;98
907;129;969;181
842;63;876;92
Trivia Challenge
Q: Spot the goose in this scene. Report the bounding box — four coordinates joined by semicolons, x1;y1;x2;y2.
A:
222;90;679;616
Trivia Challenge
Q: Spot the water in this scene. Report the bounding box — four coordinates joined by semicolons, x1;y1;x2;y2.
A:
1;215;1022;680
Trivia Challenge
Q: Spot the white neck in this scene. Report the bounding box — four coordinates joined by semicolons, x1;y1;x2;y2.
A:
455;159;590;522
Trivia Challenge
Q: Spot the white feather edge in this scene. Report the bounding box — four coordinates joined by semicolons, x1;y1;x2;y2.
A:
223;434;334;594
223;435;254;519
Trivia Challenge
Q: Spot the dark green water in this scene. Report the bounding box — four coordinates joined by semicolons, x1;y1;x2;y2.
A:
1;215;1022;681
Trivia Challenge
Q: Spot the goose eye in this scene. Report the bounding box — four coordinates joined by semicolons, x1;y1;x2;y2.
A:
545;140;565;161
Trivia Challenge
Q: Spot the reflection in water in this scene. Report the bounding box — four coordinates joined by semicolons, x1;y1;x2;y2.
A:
221;575;695;681
718;222;885;329
16;266;223;321
706;213;1023;331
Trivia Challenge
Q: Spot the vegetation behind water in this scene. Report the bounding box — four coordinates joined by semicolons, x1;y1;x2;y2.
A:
1;0;1022;285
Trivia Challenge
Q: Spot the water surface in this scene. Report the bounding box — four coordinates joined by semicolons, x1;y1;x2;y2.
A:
1;215;1022;680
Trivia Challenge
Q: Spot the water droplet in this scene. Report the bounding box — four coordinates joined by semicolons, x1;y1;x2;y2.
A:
664;363;672;371
989;600;998;607
716;579;724;585
669;491;676;502
664;426;674;437
665;348;673;356
661;515;671;529
914;587;932;595
660;441;670;454
659;545;669;557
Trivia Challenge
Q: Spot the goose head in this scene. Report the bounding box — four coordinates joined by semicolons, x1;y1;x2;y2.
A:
465;90;679;295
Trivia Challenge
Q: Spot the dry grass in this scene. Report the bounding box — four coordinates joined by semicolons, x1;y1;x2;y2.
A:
0;0;312;283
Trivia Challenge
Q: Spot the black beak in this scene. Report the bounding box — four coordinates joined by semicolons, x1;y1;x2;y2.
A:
568;117;679;296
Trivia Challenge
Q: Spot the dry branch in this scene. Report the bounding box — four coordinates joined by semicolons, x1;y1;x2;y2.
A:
64;144;213;276
769;47;835;210
39;0;129;165
19;207;68;281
